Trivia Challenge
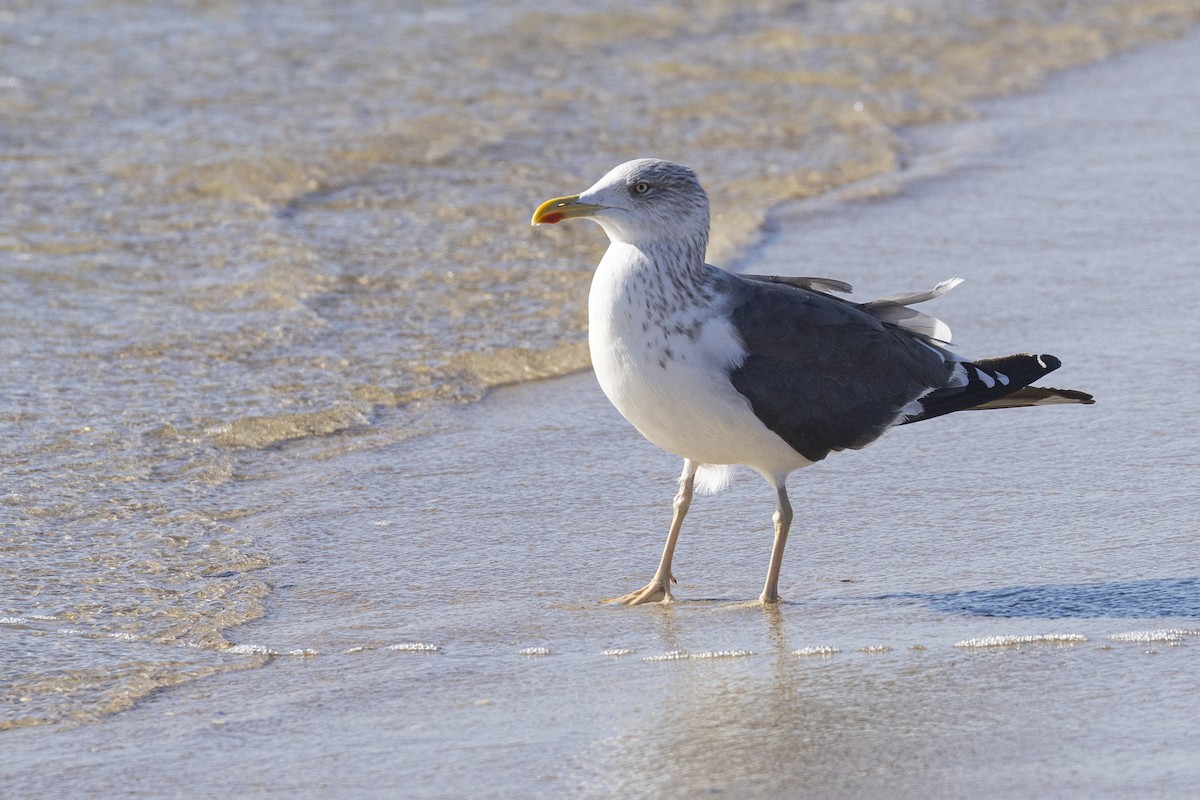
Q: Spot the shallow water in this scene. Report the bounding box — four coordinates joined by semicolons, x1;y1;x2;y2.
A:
3;1;1200;796
11;0;1197;731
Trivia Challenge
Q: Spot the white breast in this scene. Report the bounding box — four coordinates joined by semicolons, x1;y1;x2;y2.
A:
587;244;812;481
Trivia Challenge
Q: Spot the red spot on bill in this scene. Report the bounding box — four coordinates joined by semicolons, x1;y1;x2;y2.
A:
540;211;565;224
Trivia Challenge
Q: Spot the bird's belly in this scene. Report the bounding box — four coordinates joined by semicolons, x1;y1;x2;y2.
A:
588;313;811;476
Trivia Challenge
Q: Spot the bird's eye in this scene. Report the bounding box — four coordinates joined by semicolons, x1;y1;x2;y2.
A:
632;181;651;195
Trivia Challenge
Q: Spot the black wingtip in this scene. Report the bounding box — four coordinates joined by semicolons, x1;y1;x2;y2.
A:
1035;354;1095;403
902;352;1091;424
1038;353;1062;372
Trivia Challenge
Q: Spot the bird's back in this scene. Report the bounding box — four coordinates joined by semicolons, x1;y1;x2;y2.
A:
722;272;960;462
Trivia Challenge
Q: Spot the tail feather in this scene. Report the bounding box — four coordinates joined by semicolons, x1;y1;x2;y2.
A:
969;385;1096;410
901;353;1094;425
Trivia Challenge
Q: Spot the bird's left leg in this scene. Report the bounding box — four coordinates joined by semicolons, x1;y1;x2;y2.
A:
758;481;793;604
607;459;697;606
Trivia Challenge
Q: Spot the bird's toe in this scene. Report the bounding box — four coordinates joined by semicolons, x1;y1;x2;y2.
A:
605;578;674;606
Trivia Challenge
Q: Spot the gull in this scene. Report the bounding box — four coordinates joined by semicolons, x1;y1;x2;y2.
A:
531;158;1093;606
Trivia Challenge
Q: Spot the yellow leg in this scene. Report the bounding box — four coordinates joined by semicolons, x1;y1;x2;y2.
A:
608;460;697;606
758;482;792;604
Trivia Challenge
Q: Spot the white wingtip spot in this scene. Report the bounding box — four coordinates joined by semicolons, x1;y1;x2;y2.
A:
949;363;969;387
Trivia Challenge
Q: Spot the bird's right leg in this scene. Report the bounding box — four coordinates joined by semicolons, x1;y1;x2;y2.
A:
607;459;697;606
757;482;793;604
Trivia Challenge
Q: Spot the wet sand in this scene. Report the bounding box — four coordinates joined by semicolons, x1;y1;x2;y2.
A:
6;26;1200;800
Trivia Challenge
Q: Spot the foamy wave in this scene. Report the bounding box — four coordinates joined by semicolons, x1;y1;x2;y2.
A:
450;342;590;391
954;634;1087;649
518;647;552;656
793;646;840;657
387;642;441;652
1108;629;1200;644
209;404;370;449
692;650;753;659
227;644;278;655
642;649;753;662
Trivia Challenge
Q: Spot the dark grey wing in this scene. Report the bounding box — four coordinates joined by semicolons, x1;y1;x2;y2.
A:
721;273;956;462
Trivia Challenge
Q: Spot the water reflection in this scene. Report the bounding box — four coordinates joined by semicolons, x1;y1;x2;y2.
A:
576;609;989;799
574;582;1199;798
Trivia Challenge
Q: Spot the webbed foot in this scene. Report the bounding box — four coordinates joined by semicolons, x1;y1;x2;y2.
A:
606;574;675;606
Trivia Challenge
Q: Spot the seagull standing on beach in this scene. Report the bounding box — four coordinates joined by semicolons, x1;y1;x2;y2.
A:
531;159;1092;606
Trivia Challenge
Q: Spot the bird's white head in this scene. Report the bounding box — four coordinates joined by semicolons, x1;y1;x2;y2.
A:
532;159;710;251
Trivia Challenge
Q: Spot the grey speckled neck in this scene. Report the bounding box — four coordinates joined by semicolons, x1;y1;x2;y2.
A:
621;235;716;322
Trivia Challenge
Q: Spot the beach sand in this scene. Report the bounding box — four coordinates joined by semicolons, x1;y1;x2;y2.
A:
5;25;1200;800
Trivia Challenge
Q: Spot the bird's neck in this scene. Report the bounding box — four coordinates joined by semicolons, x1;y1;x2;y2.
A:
607;235;709;287
593;237;716;325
